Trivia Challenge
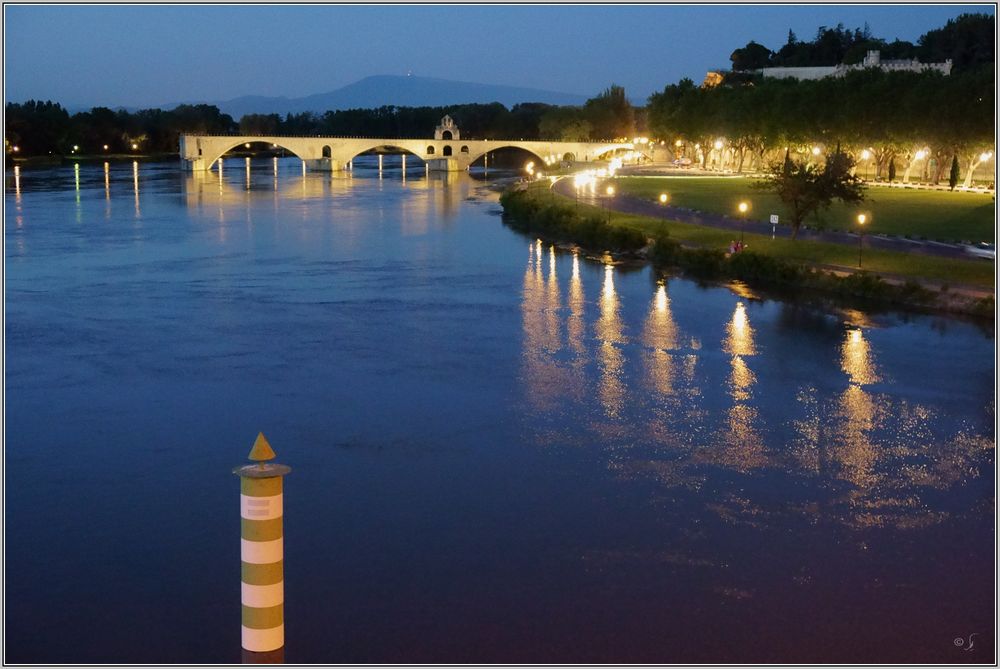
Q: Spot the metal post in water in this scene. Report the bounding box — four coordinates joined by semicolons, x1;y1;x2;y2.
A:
234;433;291;663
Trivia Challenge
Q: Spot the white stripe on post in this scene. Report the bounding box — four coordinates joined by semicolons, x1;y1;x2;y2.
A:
241;538;284;564
242;625;285;653
242;582;285;608
240;493;283;520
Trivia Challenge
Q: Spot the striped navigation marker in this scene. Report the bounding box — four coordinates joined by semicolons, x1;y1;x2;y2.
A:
234;433;291;661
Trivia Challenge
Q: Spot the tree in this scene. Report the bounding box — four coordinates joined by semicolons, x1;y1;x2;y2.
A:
754;148;865;239
888;158;896;182
583;84;634;140
949;155;960;190
730;41;773;71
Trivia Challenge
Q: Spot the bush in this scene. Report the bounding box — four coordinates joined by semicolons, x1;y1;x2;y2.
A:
500;189;647;253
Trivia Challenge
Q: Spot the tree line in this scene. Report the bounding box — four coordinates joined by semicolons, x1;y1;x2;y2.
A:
646;64;993;185
4;85;639;158
730;13;994;73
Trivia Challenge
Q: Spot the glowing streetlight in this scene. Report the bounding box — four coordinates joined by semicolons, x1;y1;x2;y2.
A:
980;151;993;162
245;142;251;149
811;146;821;156
103;144;109;151
914;149;927;160
738;201;750;243
659;193;669;204
860;149;871;160
856;213;868;268
131;143;138;151
714;139;724;150
604;185;615;223
12;146;19;152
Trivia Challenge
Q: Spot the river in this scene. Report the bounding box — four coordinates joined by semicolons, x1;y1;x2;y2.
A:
4;156;995;663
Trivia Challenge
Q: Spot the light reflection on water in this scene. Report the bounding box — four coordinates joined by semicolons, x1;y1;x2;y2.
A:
518;244;993;532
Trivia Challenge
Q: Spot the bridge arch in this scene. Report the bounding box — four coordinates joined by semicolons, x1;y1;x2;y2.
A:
322;145;332;158
467;144;549;170
442;145;453;157
342;143;429;165
204;139;306;170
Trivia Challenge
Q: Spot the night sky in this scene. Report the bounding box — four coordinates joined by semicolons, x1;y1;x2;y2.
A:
4;4;991;109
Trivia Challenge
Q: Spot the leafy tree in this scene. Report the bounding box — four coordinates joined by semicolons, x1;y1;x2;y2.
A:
918;13;995;73
754;148;865;239
949;155;960;190
583;84;634;140
730;41;773;70
887;158;896;182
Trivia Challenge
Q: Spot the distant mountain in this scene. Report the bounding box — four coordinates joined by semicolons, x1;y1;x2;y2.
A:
158;75;589;119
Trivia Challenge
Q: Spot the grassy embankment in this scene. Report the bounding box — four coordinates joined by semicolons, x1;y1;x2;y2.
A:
500;181;994;317
616;175;996;242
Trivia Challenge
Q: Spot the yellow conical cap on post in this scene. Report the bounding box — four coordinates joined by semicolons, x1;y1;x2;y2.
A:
248;432;277;462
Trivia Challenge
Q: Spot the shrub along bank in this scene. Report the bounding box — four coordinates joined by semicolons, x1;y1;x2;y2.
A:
499;186;994;319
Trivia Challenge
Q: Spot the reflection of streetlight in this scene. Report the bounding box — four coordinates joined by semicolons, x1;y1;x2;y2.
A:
738;201;749;243
659;193;669;204
856;213;867;268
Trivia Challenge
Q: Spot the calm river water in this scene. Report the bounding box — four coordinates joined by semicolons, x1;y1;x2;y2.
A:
5;157;995;663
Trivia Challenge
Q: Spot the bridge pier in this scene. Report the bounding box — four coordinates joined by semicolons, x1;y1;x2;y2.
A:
427;158;461;172
305;158;344;172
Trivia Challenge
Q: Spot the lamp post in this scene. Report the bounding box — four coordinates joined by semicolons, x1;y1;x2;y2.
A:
856;213;867;268
861;149;871;181
605;185;615;224
659;192;669;205
738;201;749;244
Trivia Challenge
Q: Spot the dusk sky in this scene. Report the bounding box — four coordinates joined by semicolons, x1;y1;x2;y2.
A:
4;4;991;109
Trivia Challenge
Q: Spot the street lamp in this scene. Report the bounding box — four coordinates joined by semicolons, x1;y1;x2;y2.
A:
856;213;868;268
659;192;669;205
738;201;749;244
605;185;615;223
860;148;871;180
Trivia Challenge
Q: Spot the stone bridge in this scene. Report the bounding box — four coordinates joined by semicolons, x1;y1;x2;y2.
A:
180;130;640;173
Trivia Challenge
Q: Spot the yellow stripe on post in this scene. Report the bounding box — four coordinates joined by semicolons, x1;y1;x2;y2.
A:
234;433;291;657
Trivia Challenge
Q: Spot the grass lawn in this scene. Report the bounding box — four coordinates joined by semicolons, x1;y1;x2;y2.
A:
616;175;996;243
531;182;995;289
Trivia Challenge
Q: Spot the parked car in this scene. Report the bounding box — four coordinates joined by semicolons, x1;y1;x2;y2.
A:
671;158;693;167
963;242;996;259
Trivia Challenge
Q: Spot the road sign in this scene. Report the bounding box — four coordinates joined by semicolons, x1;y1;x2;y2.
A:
769;214;779;224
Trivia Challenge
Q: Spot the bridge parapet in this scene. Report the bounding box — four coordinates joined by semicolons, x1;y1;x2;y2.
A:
179;133;636;173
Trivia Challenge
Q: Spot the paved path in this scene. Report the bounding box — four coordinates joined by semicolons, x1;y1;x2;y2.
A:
552;177;981;261
548;177;995;300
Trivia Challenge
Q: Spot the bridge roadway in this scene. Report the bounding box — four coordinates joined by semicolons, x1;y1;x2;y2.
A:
180;134;641;173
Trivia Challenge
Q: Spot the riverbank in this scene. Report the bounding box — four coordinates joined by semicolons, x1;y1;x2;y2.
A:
500;181;995;320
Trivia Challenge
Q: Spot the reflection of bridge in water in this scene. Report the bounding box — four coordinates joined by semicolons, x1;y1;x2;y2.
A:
181;115;644;173
182;155;480;227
